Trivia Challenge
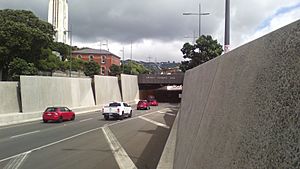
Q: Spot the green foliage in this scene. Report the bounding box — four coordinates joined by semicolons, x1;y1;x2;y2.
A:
50;42;70;59
84;61;100;77
0;9;55;80
109;61;150;76
180;35;223;72
38;54;61;72
8;58;37;81
109;64;122;76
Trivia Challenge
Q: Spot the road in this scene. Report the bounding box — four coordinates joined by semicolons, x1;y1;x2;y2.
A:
0;103;178;169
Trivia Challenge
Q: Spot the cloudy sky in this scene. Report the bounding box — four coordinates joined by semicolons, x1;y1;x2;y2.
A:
1;0;300;62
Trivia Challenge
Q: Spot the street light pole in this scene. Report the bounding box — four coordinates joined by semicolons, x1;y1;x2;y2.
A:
183;3;210;38
224;0;230;53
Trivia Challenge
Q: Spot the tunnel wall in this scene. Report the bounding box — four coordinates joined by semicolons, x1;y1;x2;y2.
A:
20;76;95;113
94;75;122;106
0;82;20;114
120;74;140;104
175;20;300;169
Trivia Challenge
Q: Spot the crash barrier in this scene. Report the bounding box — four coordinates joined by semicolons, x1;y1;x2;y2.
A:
94;75;122;105
0;82;20;114
175;20;300;169
120;74;140;104
20;76;96;113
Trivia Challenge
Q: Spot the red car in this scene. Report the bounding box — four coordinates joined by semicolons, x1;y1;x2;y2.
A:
148;99;159;106
137;100;150;110
42;107;75;123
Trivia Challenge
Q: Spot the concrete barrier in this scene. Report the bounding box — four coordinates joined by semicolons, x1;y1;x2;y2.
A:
94;75;122;106
120;74;140;104
175;20;300;169
0;82;20;114
20;76;96;113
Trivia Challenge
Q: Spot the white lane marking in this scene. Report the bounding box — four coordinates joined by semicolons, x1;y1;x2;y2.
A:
105;108;169;127
159;112;176;117
10;130;40;139
102;126;137;169
139;116;170;129
80;118;93;122
0;121;40;130
0;107;173;164
4;151;31;169
0;127;103;163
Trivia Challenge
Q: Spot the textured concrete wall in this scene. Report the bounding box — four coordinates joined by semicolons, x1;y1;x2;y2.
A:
175;20;300;169
20;76;95;113
94;75;122;105
0;82;20;114
120;74;140;103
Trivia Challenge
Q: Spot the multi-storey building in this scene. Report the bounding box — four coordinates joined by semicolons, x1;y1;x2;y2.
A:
72;49;121;75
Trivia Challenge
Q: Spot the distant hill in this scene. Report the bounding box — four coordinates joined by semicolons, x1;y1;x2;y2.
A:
123;60;180;74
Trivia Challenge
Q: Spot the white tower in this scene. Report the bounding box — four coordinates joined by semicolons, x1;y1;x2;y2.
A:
48;0;70;45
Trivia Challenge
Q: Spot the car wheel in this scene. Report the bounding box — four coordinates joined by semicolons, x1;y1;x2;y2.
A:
43;119;48;123
119;112;124;120
129;110;132;118
104;115;109;120
71;115;75;121
147;106;150;110
58;116;63;123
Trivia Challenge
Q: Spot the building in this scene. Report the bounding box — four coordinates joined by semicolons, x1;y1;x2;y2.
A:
48;0;70;45
72;49;121;75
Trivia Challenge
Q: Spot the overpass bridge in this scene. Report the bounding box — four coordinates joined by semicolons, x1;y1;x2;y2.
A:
138;74;184;103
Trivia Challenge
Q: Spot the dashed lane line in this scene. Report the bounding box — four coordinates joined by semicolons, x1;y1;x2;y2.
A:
10;130;40;139
102;126;137;169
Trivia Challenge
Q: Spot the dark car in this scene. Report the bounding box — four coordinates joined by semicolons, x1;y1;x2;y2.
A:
42;107;75;123
137;100;150;110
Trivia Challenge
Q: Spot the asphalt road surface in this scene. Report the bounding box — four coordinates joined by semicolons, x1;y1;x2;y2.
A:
0;103;179;169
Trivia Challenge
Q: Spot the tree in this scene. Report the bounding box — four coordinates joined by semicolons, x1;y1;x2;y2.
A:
109;64;122;76
180;35;223;72
38;53;61;73
0;9;55;80
84;61;100;77
50;42;70;60
8;58;37;81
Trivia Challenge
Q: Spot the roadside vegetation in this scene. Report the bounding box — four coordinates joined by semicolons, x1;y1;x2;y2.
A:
180;35;223;72
0;9;100;81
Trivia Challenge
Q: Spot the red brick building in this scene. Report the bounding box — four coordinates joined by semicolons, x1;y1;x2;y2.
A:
72;49;121;75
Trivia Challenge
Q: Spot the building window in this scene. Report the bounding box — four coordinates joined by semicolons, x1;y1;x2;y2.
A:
101;55;106;64
101;67;105;75
89;55;94;61
77;55;82;59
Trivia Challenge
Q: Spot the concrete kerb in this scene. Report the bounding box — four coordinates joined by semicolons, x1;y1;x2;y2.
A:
0;106;103;127
157;110;179;169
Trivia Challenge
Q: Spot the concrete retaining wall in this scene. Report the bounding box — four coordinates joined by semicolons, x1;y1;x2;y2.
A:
20;76;95;113
94;75;122;105
0;82;20;114
120;74;140;103
175;20;300;169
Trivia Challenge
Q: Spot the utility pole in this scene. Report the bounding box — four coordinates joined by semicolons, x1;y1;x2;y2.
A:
183;3;210;38
130;41;133;74
224;0;230;53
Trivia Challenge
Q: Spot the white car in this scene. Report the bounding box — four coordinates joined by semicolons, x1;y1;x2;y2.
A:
102;102;133;120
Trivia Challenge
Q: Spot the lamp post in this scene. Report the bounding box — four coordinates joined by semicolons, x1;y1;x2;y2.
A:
120;47;125;73
224;0;230;53
183;3;210;38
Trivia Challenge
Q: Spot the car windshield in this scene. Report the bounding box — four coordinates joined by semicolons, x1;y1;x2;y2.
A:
109;103;121;107
45;107;57;112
